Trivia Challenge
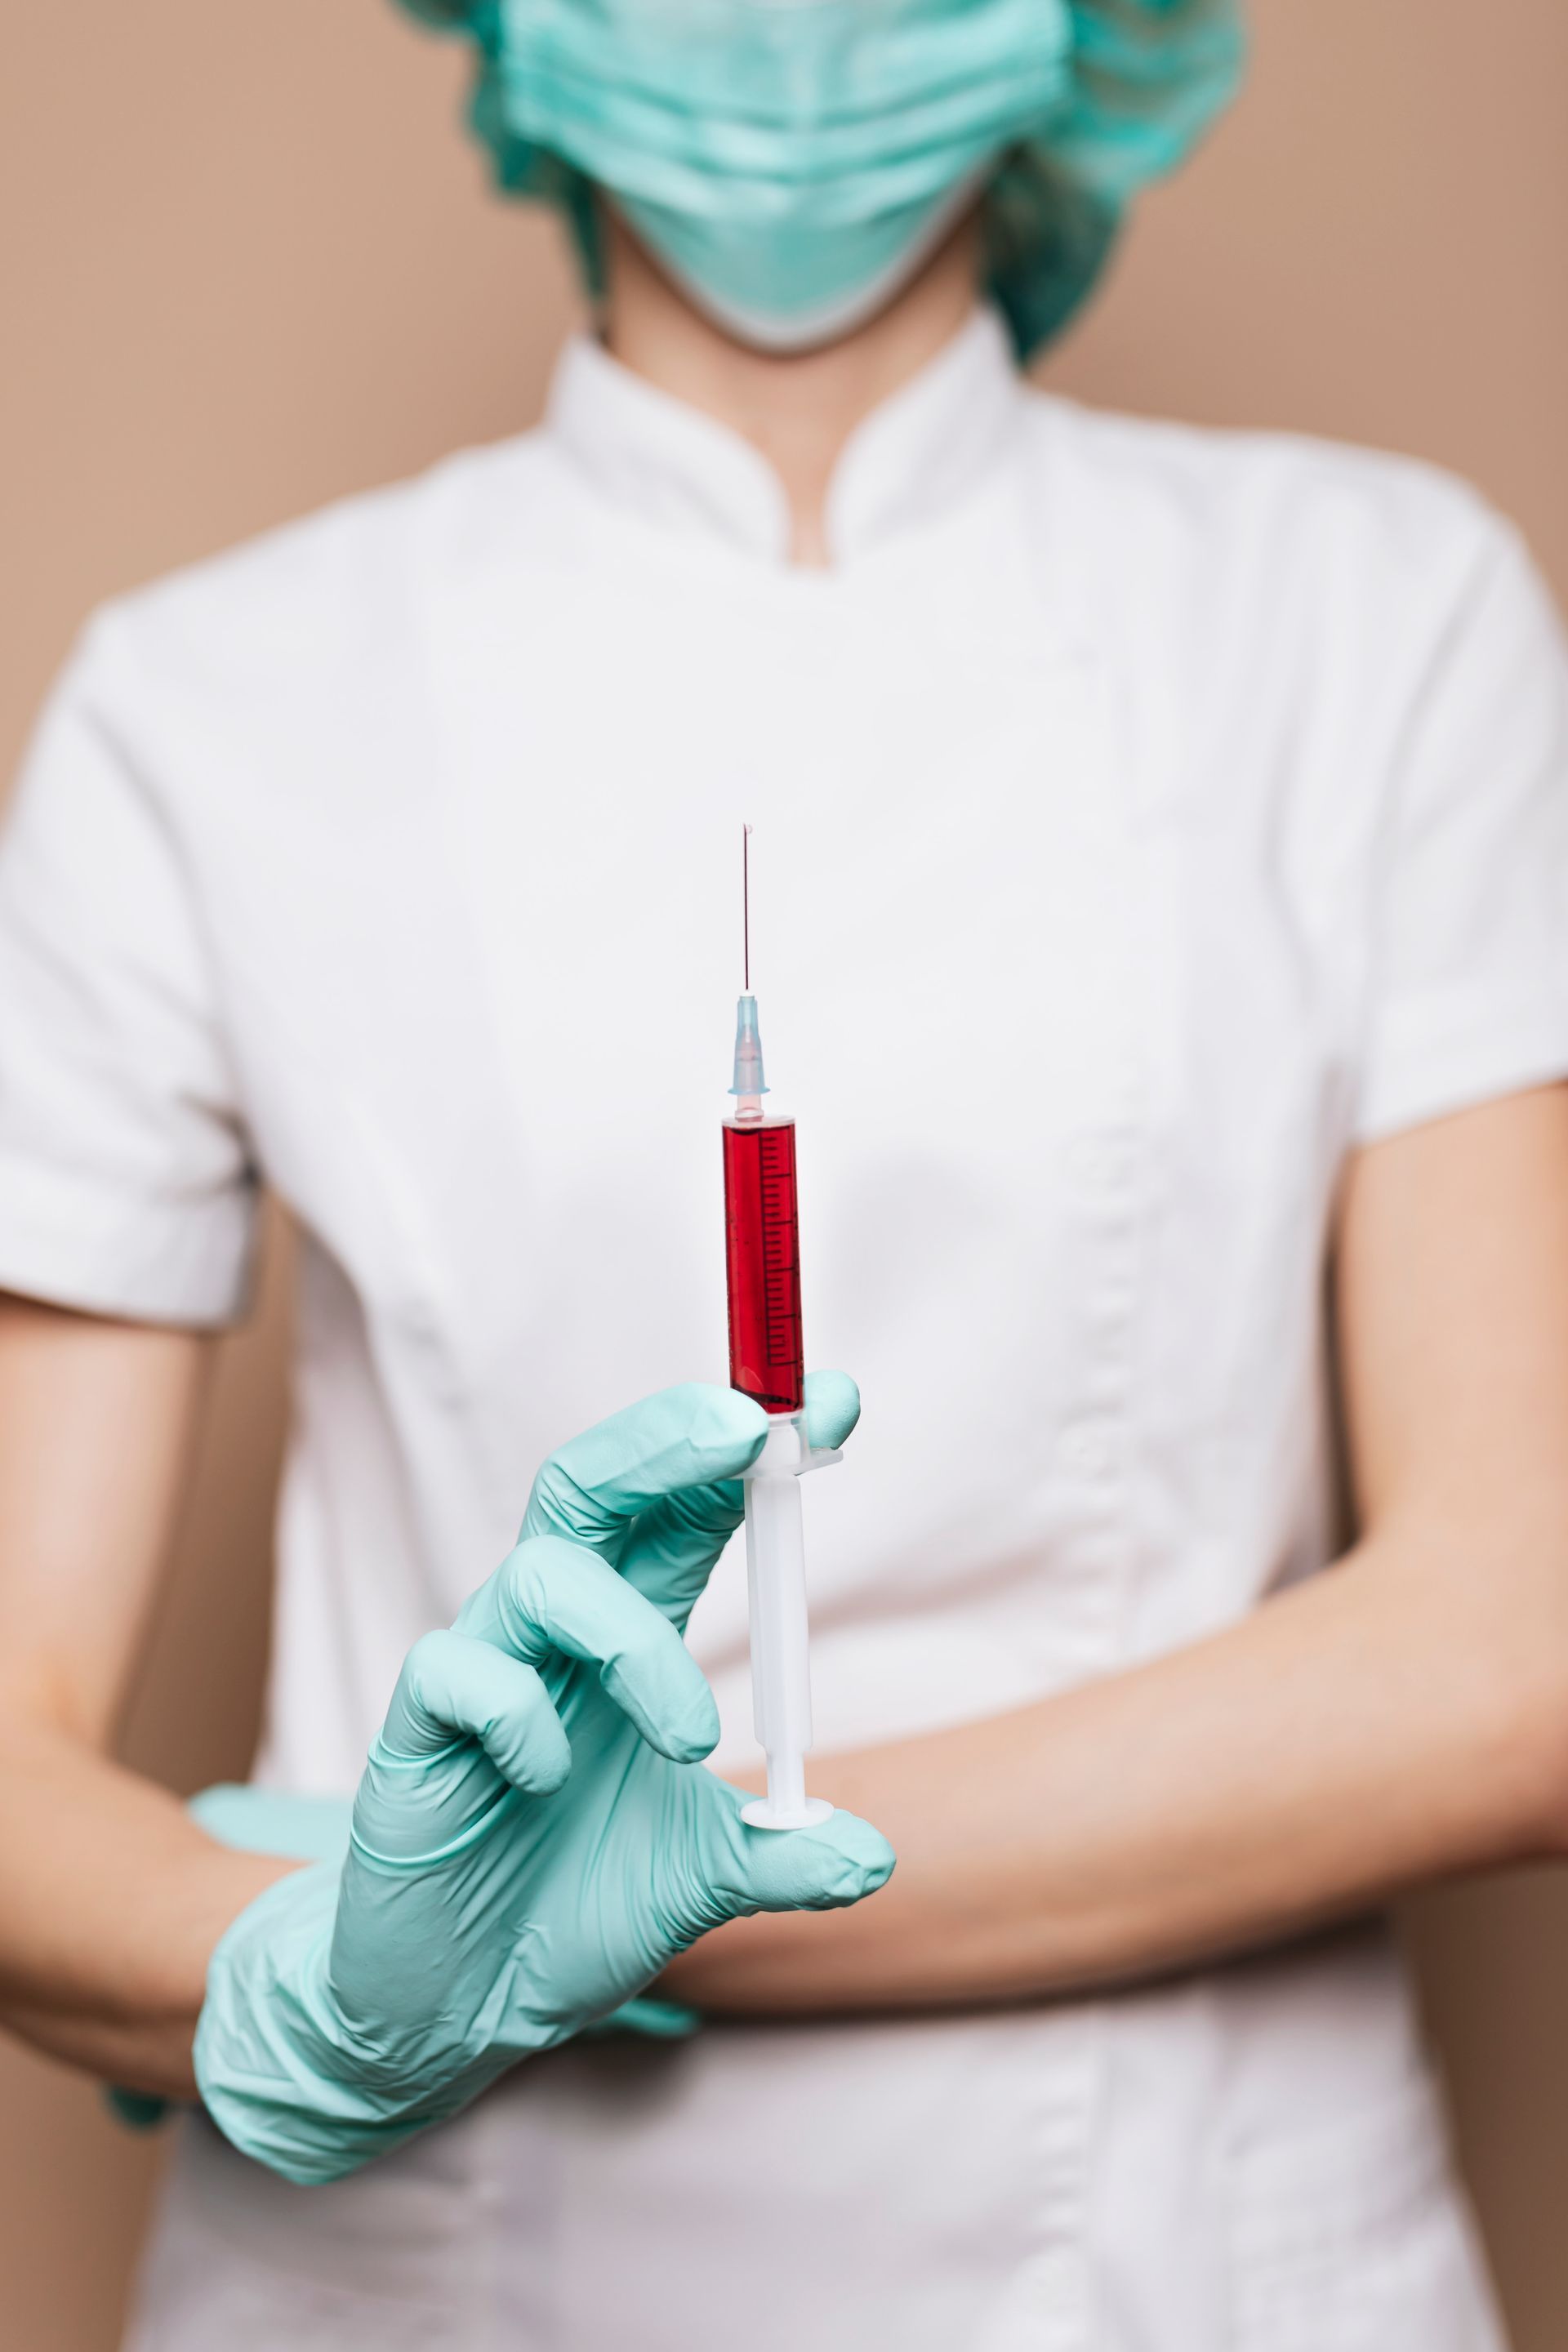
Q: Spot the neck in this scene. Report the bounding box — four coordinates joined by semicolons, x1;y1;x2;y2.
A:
600;214;982;568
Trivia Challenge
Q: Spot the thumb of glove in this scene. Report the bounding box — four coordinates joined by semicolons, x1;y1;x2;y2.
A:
701;1790;896;1927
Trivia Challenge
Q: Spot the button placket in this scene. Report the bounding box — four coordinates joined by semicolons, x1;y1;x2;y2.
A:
1031;2020;1106;2352
1053;1075;1147;1671
1009;653;1147;2350
1016;1108;1144;2352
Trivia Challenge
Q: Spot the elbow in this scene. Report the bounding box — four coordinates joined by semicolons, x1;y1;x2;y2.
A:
1399;1506;1568;1864
0;1646;118;1755
1526;1713;1568;1862
1475;1628;1568;1862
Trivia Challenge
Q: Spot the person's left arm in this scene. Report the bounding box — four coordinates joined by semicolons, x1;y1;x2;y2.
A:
666;1083;1568;2014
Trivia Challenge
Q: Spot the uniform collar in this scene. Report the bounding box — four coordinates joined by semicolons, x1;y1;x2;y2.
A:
545;307;1026;571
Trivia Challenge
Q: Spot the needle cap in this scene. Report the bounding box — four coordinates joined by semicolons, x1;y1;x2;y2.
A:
729;994;769;1098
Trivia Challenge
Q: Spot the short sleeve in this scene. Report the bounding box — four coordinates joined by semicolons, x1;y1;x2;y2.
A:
1354;515;1568;1143
0;622;259;1323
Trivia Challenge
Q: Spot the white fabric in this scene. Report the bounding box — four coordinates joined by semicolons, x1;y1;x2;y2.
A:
3;308;1561;2346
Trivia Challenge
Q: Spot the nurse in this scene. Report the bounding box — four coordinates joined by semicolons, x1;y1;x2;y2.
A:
2;0;1566;2343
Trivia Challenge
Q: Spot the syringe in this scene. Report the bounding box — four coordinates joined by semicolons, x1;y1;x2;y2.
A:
722;828;835;1832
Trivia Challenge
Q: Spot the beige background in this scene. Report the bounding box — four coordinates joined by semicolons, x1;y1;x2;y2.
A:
2;2;1567;2344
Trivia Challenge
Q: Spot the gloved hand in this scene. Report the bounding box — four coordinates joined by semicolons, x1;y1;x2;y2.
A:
195;1376;891;2184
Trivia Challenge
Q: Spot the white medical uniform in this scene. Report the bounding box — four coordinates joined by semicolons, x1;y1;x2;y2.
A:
2;310;1564;2350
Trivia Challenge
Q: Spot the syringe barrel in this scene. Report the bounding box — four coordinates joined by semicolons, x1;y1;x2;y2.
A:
742;1421;814;1765
723;1116;804;1415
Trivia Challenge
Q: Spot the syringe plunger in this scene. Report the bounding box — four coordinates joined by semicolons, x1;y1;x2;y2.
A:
741;1414;834;1833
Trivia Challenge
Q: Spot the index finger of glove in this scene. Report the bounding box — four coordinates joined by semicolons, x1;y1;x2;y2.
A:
519;1383;768;1566
454;1534;720;1763
621;1370;864;1624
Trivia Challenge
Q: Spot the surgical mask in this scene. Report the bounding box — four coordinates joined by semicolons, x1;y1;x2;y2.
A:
476;0;1075;349
399;0;1245;358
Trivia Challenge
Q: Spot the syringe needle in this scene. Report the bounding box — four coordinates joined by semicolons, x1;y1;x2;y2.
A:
742;822;753;993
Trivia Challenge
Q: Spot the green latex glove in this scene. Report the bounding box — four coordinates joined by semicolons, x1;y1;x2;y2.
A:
190;1784;354;1862
195;1377;891;2185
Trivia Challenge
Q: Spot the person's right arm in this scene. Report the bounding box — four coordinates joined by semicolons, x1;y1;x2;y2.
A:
0;1293;292;2098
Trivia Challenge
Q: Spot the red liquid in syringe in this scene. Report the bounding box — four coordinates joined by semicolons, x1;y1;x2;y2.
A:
723;1116;804;1415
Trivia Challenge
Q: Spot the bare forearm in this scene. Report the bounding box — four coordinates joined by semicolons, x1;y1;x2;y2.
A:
0;1722;291;2095
672;1521;1568;2014
0;1298;288;2091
